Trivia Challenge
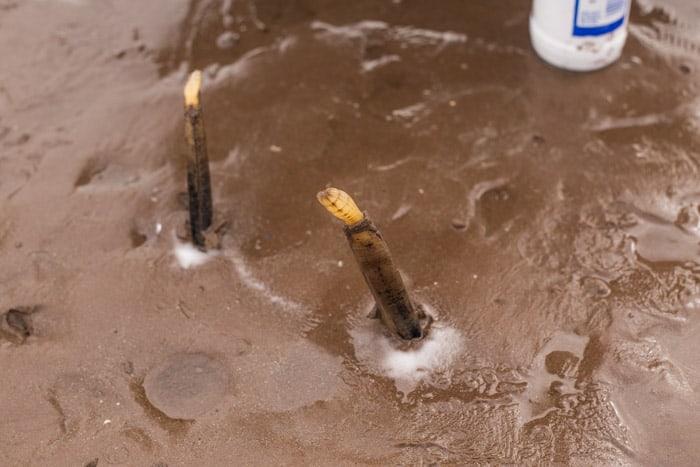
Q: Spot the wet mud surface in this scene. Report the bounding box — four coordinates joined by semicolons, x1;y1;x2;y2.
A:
1;0;700;465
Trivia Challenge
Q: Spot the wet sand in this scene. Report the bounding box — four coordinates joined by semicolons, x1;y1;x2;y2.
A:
1;0;700;465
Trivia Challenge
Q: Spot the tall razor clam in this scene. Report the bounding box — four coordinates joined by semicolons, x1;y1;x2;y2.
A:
184;70;214;250
317;187;427;340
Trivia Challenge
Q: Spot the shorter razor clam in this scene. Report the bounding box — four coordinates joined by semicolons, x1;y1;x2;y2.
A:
317;188;427;340
183;70;214;250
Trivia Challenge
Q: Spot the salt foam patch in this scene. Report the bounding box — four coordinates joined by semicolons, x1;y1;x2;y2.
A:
351;311;463;397
173;236;218;269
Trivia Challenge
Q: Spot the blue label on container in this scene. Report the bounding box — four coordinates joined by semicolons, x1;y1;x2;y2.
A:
573;0;626;37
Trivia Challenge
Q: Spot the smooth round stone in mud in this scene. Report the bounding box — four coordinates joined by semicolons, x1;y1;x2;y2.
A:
143;352;228;420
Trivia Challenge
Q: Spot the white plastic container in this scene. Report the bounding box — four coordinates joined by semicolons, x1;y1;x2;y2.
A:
529;0;631;71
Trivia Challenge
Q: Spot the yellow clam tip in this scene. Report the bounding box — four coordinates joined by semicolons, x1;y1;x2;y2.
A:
317;187;364;225
184;70;202;107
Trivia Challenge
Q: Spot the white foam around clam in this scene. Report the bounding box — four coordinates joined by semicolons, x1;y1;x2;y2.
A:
350;304;463;398
172;234;218;269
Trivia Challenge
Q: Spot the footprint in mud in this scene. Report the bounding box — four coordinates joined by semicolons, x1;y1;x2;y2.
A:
74;156;109;188
476;185;516;236
143;352;228;420
129;226;148;248
128;217;168;249
0;306;37;344
450;178;514;233
73;151;139;191
48;373;124;438
48;372;161;464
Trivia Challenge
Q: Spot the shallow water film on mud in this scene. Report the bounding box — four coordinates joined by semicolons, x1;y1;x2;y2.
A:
1;0;700;465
